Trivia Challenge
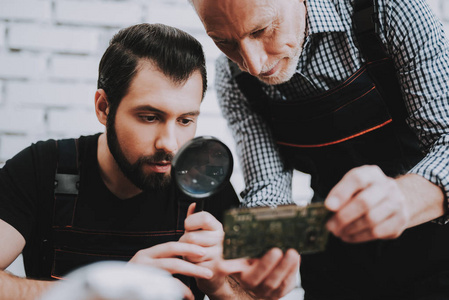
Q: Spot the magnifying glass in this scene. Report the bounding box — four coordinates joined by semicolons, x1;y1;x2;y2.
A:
172;136;233;212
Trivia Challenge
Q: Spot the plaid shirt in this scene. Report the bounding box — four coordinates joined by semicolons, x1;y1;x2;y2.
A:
215;0;449;216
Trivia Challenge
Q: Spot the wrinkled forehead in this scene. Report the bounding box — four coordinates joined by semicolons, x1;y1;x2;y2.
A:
192;0;276;38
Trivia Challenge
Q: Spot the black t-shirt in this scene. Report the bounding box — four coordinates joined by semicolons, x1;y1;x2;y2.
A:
0;133;240;297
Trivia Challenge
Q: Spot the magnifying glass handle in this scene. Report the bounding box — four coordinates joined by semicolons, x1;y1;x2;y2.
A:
194;199;204;213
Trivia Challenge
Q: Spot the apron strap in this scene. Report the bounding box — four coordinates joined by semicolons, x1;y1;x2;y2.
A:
228;60;271;118
53;139;80;228
352;0;388;62
35;138;79;278
352;0;408;121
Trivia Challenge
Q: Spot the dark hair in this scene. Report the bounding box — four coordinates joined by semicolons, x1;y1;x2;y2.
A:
97;23;207;121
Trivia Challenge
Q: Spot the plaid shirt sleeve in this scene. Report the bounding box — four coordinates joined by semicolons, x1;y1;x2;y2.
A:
378;0;449;223
215;55;293;207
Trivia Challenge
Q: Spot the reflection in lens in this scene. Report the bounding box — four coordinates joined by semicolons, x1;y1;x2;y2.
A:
173;137;233;199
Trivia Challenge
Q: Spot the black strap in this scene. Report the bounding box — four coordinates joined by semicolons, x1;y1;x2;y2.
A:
352;0;387;63
353;0;379;35
352;0;408;121
53;139;80;228
229;61;271;118
34;139;80;278
54;139;79;195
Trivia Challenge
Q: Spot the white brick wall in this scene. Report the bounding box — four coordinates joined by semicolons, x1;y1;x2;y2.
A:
146;2;204;32
0;135;39;163
0;0;52;21
0;23;5;48
0;80;3;104
0;107;45;134
49;55;99;81
0;53;45;79
8;81;95;107
9;24;100;54
55;1;143;27
47;108;103;134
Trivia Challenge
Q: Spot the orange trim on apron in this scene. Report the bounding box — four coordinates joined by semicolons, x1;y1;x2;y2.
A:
277;119;393;148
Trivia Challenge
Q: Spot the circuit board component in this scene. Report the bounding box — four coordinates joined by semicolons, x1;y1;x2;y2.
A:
223;203;330;259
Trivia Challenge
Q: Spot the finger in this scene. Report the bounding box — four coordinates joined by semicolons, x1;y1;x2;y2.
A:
132;257;213;279
182;242;222;263
326;183;386;235
180;230;223;247
217;258;252;275
276;252;301;297
266;259;300;299
325;165;384;211
342;199;396;236
187;202;196;217
257;249;300;297
184;211;223;232
135;242;206;260
239;248;284;288
342;212;406;243
369;211;407;239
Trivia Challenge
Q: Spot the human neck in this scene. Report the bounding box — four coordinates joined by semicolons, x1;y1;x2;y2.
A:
97;133;142;199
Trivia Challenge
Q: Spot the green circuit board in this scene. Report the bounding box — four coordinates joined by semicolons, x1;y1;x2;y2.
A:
223;203;331;259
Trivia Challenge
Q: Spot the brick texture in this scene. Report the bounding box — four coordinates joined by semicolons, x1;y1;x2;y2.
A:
55;1;142;27
0;0;51;21
0;53;45;79
9;24;99;54
49;55;99;81
0;81;3;104
0;23;5;48
7;81;95;107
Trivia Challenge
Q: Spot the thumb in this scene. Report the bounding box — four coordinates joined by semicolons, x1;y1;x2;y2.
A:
186;202;196;217
217;258;251;275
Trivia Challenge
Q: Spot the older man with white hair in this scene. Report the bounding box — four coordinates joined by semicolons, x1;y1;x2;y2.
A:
190;0;449;299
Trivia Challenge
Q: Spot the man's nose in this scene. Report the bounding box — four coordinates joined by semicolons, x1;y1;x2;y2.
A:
239;39;267;76
155;125;178;154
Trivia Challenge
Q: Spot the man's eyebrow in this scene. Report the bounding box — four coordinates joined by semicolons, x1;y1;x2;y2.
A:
181;110;200;117
133;105;200;117
133;105;166;114
209;20;273;43
209;34;230;43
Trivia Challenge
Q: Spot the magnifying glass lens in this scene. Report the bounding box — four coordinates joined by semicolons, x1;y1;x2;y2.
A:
172;136;233;200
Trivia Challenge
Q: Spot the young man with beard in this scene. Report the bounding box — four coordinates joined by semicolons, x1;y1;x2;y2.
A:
0;23;299;300
190;0;449;299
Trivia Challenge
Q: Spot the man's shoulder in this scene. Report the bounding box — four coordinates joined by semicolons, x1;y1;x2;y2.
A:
216;54;229;69
214;54;227;75
7;138;58;167
3;133;99;170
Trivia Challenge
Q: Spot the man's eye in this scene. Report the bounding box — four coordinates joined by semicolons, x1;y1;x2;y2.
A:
251;28;266;37
215;40;236;50
141;115;157;122
179;118;194;126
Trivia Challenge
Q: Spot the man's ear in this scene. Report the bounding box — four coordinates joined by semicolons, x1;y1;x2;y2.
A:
95;89;109;126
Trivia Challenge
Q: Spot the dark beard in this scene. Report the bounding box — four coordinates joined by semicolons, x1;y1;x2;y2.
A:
106;117;174;191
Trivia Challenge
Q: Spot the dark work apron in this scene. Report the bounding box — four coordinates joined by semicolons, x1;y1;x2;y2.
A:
231;0;449;298
27;138;205;299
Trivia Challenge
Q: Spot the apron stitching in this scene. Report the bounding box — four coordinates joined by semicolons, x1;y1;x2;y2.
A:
277;118;392;148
